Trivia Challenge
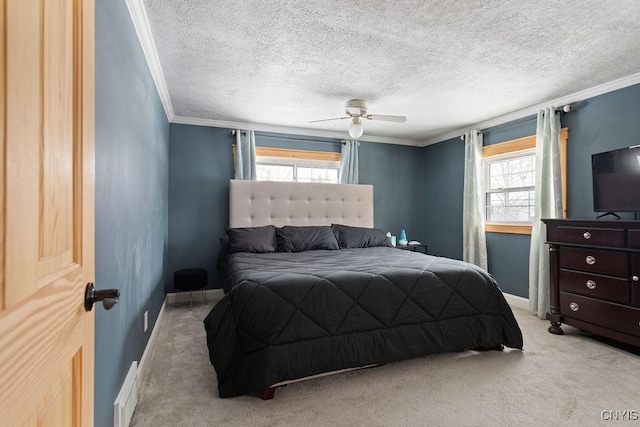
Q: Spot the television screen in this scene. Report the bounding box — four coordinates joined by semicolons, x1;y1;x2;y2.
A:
592;145;640;212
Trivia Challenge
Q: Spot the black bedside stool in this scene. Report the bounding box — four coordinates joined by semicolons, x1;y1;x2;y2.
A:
173;268;208;309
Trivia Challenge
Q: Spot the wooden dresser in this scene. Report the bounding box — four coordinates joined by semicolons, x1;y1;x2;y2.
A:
543;219;640;347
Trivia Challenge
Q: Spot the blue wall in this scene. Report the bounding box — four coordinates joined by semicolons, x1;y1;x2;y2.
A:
168;125;231;289
167;125;425;290
95;0;169;425
563;84;640;219
422;137;465;260
423;83;640;297
360;141;425;245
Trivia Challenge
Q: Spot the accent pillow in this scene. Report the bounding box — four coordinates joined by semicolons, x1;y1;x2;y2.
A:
331;224;392;249
276;226;340;252
226;225;277;253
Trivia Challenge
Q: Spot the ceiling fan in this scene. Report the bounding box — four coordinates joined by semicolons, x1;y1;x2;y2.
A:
310;99;407;139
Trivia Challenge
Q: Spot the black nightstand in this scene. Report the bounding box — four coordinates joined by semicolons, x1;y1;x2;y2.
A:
394;244;427;254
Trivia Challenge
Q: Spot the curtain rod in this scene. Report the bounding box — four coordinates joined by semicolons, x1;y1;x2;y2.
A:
230;130;339;144
460;105;572;139
479;113;537;134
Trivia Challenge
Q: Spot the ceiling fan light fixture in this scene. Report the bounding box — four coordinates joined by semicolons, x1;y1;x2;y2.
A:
348;117;364;139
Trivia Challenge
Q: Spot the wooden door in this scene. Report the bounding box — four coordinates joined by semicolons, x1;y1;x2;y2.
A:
0;0;95;425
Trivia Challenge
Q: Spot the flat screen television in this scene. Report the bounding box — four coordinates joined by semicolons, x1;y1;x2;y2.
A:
592;145;640;214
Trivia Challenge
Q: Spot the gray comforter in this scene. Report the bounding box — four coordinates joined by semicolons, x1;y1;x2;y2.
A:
204;247;523;397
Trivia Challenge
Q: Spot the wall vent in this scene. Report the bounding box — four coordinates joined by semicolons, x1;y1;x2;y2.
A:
114;361;138;427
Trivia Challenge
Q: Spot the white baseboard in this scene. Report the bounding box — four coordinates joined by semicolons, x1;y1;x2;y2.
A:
503;292;529;311
137;297;167;385
137;289;223;384
117;298;167;426
114;362;138;427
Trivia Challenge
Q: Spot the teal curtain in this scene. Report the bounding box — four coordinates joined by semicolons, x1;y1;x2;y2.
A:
462;130;488;270
529;107;563;318
234;130;256;180
340;140;358;184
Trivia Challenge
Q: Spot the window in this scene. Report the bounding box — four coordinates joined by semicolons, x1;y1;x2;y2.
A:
233;146;341;184
296;164;339;184
485;150;535;223
482;128;568;234
255;162;294;182
256;157;340;183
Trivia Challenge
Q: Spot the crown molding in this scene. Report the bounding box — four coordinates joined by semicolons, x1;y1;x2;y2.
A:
171;116;420;146
417;71;640;147
124;0;640;148
125;0;175;120
121;2;415;146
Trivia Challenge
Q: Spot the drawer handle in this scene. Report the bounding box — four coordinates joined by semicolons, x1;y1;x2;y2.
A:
633;276;639;282
586;280;596;290
585;256;596;265
569;302;579;312
583;231;592;240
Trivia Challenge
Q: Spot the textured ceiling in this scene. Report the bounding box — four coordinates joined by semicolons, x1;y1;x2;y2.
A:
141;0;640;143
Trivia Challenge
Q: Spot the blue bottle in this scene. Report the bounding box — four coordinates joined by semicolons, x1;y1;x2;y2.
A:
398;229;408;246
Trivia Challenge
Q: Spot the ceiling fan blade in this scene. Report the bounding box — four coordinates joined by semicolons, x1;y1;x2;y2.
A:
309;116;350;123
365;114;407;123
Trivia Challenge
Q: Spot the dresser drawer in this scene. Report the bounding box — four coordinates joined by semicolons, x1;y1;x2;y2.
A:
559;269;628;304
632;253;640;307
559;247;627;276
630;229;640;249
557;226;625;247
633;281;640;307
560;292;640;337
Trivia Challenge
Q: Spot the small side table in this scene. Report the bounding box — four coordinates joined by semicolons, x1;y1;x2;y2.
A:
173;268;208;309
394;244;428;254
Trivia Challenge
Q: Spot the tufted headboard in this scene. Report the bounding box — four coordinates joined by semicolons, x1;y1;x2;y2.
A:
229;179;373;228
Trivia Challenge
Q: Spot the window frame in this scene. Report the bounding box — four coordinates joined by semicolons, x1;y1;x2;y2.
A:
484;149;536;225
232;145;341;183
482;128;568;235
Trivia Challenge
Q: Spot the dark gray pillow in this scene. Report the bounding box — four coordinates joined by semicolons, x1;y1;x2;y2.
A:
217;235;231;284
276;226;339;252
226;225;277;253
331;224;392;249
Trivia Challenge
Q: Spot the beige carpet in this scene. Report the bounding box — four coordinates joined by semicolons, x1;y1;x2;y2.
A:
131;294;640;427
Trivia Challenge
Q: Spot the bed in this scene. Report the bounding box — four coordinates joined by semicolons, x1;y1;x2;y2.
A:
204;180;523;399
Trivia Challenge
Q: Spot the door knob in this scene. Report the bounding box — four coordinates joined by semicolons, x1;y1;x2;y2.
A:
84;282;120;311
